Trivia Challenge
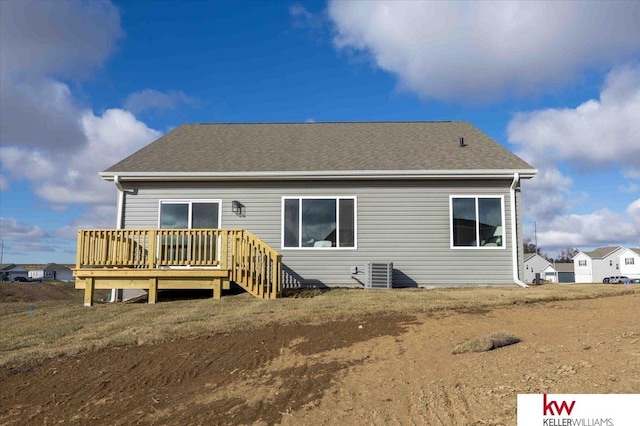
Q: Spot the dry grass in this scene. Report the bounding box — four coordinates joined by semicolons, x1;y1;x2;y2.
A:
1;283;639;367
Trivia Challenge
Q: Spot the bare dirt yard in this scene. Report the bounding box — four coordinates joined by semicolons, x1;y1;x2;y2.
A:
1;283;639;425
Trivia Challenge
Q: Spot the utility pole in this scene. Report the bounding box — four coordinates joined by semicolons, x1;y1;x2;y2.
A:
534;222;538;254
0;240;4;283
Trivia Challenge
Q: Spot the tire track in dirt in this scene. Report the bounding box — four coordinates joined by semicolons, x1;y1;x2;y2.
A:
0;315;417;425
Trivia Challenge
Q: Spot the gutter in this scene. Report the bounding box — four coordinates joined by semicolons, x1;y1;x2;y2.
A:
100;169;538;182
510;172;528;288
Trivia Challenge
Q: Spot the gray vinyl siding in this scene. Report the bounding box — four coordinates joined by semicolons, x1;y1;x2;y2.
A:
121;179;520;288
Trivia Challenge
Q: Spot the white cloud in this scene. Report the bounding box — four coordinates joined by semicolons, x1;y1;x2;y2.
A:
508;64;640;176
0;0;122;80
507;65;640;252
328;1;640;102
508;65;640;231
0;217;72;259
0;1;122;152
1;78;86;152
618;183;639;194
55;205;118;239
628;199;640;224
537;203;640;251
0;1;161;206
8;242;56;254
1;108;161;204
124;89;197;114
520;167;574;223
290;4;313;21
0;217;49;241
290;3;325;32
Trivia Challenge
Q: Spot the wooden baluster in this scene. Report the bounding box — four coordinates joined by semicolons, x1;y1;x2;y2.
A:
76;231;83;269
220;230;228;270
148;230;156;269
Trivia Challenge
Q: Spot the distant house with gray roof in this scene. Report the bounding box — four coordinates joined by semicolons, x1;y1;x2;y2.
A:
541;262;575;283
573;246;625;283
0;264;28;281
524;253;550;283
98;121;537;290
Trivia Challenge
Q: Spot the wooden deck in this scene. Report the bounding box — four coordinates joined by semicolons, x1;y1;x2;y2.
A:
74;229;282;305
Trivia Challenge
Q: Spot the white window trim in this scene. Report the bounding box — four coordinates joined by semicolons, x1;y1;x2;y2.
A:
158;199;222;228
157;199;223;269
449;195;506;250
281;196;358;250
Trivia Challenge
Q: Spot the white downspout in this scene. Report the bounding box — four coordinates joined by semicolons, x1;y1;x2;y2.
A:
510;172;528;288
115;175;125;229
111;175;126;302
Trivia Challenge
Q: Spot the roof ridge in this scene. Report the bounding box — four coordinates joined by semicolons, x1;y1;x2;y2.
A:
185;120;464;126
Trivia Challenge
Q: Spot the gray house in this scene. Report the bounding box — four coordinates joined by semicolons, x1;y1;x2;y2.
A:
29;263;74;282
0;264;29;281
93;121;536;292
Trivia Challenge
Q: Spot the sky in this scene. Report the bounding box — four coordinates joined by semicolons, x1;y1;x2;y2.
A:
1;0;639;264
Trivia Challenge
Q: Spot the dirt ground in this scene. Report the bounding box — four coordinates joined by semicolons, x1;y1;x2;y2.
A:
1;292;639;425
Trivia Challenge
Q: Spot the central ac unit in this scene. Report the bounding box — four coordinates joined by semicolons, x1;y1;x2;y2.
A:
365;261;393;289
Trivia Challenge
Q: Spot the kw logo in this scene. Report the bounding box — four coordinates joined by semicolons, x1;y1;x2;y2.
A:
543;394;576;416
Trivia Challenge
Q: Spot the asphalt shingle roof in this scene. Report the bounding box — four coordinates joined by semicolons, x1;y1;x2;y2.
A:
104;122;535;174
554;263;575;273
583;246;624;259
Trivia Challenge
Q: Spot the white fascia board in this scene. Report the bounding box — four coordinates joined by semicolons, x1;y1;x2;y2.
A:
101;168;538;182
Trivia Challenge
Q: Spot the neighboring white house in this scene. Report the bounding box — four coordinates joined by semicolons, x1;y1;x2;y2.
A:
573;246;625;283
541;262;575;283
619;248;640;279
28;263;74;282
0;264;29;281
524;253;550;283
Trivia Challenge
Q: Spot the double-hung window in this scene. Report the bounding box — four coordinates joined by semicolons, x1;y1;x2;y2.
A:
578;260;587;267
282;197;356;249
625;258;635;266
450;196;504;248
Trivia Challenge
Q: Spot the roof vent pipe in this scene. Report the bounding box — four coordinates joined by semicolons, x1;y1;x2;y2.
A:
459;137;465;147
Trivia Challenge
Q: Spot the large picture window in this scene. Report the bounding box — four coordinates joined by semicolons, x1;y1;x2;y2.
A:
282;197;356;249
450;196;504;249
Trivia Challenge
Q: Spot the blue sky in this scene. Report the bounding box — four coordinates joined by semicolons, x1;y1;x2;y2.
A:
1;0;639;264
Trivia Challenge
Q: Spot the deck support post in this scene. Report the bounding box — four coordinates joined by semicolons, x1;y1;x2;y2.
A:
212;278;222;300
148;278;158;304
84;278;95;307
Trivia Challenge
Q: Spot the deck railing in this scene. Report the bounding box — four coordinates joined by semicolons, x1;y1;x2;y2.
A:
229;230;283;300
75;229;282;299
